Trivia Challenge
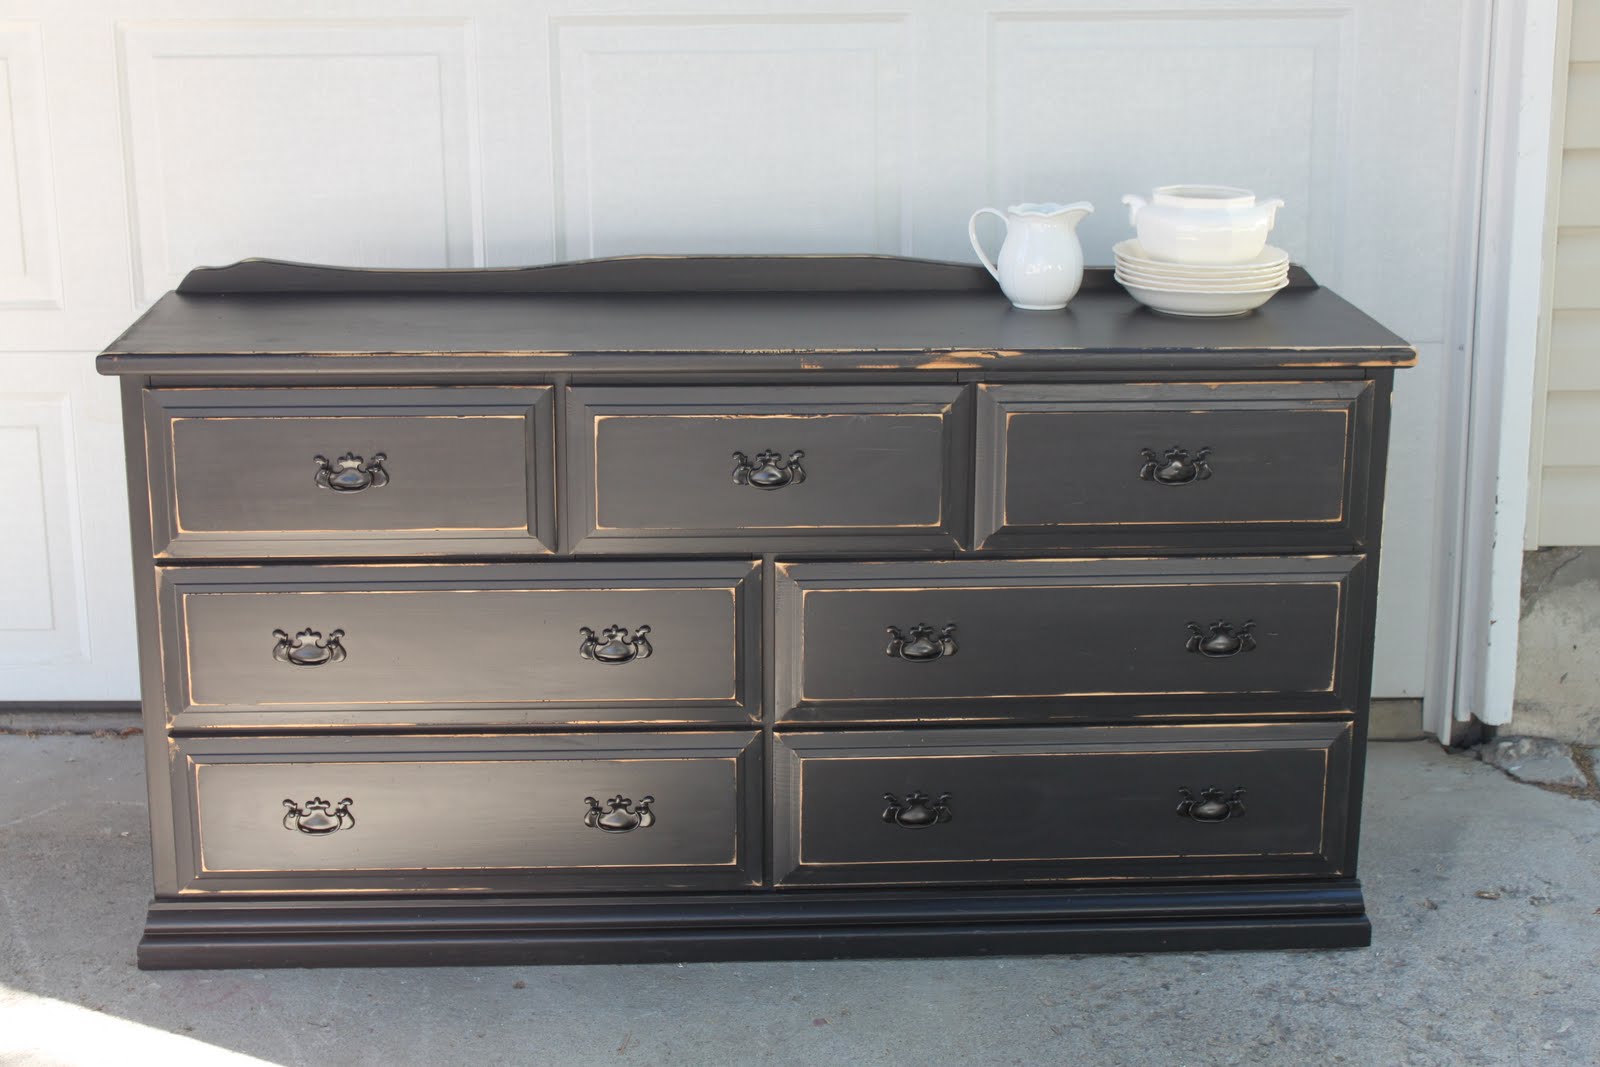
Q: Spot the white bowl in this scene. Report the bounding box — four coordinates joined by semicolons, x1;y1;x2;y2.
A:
1120;186;1284;265
1114;239;1288;274
1113;266;1289;292
1116;276;1290;317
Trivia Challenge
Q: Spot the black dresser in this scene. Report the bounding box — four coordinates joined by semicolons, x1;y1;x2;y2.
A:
96;256;1413;969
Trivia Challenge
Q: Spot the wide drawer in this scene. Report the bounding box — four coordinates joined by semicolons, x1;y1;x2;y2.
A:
144;387;555;557
169;732;761;894
158;561;759;730
566;386;970;552
773;722;1353;887
774;556;1366;722
975;382;1377;550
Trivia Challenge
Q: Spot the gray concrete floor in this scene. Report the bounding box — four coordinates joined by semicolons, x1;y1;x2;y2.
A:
2;734;1597;1067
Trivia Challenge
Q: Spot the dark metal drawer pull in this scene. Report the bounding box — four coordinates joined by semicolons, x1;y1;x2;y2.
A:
1177;786;1246;822
283;796;355;834
1186;619;1255;658
314;451;388;492
883;790;953;828
584;795;655;832
272;627;346;667
578;624;652;664
1140;445;1212;485
886;623;957;661
732;449;805;489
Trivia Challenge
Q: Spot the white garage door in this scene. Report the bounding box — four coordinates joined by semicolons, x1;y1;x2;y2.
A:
0;0;1481;702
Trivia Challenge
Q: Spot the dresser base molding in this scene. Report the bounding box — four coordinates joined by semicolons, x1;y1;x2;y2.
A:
137;882;1370;969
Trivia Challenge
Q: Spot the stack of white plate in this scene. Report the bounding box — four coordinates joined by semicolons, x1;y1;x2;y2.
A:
1113;239;1290;318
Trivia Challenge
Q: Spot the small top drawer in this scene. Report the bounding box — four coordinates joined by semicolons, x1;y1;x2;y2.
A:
144;387;555;557
566;386;970;552
975;382;1376;550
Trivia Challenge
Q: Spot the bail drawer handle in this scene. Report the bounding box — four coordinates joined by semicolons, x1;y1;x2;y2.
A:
578;625;652;664
732;449;805;489
1186;620;1255;658
314;452;388;492
273;627;346;667
584;795;655;832
283;796;355;834
882;790;953;828
1139;446;1211;485
1177;787;1246;822
886;623;957;662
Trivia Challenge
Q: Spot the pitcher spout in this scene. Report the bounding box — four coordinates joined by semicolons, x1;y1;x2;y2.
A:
1052;200;1095;228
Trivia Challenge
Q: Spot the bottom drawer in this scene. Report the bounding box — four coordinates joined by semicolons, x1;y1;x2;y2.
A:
773;721;1353;887
171;732;761;894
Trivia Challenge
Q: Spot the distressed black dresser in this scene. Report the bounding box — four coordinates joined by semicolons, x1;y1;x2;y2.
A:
97;256;1413;968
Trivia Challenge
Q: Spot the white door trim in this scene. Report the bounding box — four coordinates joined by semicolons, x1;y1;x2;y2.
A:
1428;0;1564;740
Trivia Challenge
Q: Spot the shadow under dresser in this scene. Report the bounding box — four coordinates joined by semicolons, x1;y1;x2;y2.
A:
96;255;1414;969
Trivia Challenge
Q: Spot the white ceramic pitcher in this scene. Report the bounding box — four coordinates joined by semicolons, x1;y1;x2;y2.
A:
968;201;1095;310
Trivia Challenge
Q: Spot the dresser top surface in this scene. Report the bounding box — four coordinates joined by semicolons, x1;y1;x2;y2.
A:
97;256;1414;375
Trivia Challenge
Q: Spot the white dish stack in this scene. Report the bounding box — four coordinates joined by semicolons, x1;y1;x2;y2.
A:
1115;186;1291;317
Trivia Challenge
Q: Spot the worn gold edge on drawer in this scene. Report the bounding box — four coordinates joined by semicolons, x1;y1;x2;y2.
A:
590;410;952;532
167;413;536;536
996;402;1354;527
190;755;745;874
792;580;1344;700
178;584;743;708
792;747;1331;867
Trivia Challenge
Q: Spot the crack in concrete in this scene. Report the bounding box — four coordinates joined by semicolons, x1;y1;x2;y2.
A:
1519;546;1589;618
0;801;68;830
1482;741;1600;803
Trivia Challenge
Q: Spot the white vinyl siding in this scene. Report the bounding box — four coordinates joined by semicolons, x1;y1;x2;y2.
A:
1534;0;1600;545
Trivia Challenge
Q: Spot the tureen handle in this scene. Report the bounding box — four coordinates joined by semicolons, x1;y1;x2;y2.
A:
1121;193;1148;227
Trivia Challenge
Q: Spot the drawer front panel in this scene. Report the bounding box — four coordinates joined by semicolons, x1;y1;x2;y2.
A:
567;386;970;551
775;556;1365;722
174;732;760;893
976;382;1375;549
774;722;1353;886
160;562;759;729
145;387;555;557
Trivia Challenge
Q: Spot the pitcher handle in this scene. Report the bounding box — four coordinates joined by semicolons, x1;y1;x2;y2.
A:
967;208;1008;282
